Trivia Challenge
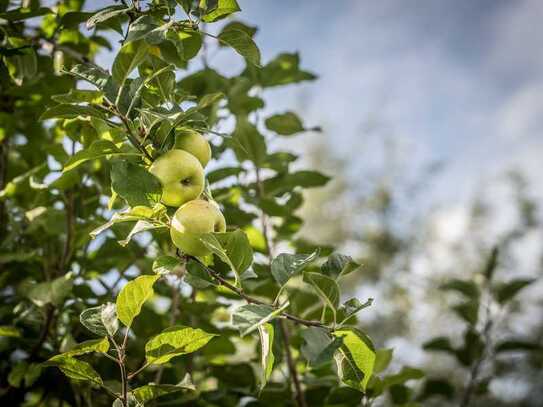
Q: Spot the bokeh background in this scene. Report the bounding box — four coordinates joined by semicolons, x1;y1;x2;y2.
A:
229;1;543;405
86;0;543;405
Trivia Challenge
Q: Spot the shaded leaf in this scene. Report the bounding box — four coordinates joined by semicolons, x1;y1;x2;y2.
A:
265;112;304;135
111;160;162;207
112;40;149;86
301;327;343;366
27;274;73;307
217;28;260;66
321;253;360;279
44;356;103;385
440;279;480;300
374;348;394;374
304;272;340;321
200;230;253;286
271;251;318;286
494;278;535;305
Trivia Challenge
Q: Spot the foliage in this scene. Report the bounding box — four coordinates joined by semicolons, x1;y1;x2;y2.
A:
0;1;385;406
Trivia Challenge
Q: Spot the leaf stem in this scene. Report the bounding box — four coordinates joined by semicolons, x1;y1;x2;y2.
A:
187;255;326;328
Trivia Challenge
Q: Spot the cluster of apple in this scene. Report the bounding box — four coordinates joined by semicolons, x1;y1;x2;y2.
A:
149;129;226;257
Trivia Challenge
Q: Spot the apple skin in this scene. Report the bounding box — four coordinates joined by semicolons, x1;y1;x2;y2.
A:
170;199;226;256
149;149;205;207
174;129;212;168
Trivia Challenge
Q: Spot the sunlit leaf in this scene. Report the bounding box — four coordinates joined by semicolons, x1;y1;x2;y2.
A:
145;325;216;365
80;303;119;337
232;302;288;337
257;323;274;390
116;275;160;327
333;328;376;391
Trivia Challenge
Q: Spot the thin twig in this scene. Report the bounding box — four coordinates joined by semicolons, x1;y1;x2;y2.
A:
279;319;307;407
188;256;326;328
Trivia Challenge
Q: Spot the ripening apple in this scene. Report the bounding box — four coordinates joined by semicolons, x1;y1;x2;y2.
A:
174;128;212;167
149;149;204;207
170;199;226;256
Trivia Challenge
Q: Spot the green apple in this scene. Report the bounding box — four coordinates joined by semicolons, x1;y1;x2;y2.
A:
149;149;205;207
174;128;212;167
170;199;226;256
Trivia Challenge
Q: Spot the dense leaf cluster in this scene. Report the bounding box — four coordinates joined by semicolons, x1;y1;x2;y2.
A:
0;1;389;406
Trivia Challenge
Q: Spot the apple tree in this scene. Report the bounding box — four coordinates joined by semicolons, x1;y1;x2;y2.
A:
0;1;410;406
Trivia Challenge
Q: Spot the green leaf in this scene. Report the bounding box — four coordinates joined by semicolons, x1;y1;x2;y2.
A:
118;220;163;247
301;327;343;366
321;253;360;279
44;355;103;385
27;274;73;307
232;302;289;337
116;275;160;327
153;255;180;275
257;323;274;390
111;160;162;207
80;303;119;337
0;326;21;338
265;112;304;135
217;28;261;66
333;328;376;391
58;337;109;357
207;166;243;184
374;348;394;374
145;325;216;365
200;230;253;286
230;116;267;166
68;64;110;89
337;297;373;325
63;140;137;172
304;272;340;321
382;366;425;387
112;40;149;86
133;377;195;404
40;104;105;121
201;0;241;22
440;279;480;300
271;251;318;286
494;278;535;304
86;5;130;29
263;171;330;196
452;301;479;325
257;53;317;87
422;337;455;353
90;205;166;239
0;7;52;21
185;259;216;288
52;90;103;104
8;362;41;388
495;339;542;353
483;246;499;281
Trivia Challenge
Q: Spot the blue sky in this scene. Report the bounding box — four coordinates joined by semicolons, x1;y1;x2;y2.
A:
229;0;543;208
